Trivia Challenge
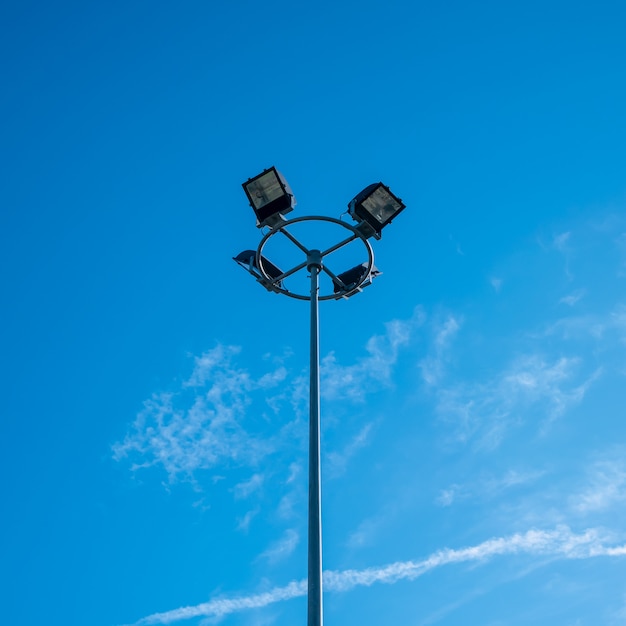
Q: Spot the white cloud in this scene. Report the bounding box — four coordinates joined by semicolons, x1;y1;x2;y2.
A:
346;516;382;549
553;231;571;253
551;231;574;279
612;305;626;343
234;474;264;500
437;485;461;507
420;315;462;386
543;314;608;342
112;345;283;482
112;389;269;480
129;526;626;625
326;422;374;477
320;307;425;402
276;492;298;520
544;304;626;345
236;509;259;533
436;469;545;507
257;367;289;389
609;592;626;623
183;345;241;388
258;529;299;564
490;277;503;292
437;354;599;449
449;234;464;256
129;580;307;626
275;464;304;521
112;308;430;487
572;455;626;514
286;462;301;484
559;289;586;307
495;469;545;489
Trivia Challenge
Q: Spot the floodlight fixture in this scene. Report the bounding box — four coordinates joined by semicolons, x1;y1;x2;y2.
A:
348;182;405;239
333;262;381;297
233;249;284;290
242;166;296;229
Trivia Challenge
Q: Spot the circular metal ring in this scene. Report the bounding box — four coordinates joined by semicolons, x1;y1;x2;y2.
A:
255;215;374;301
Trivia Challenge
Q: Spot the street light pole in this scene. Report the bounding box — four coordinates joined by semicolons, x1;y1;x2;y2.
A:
307;250;323;626
236;169;406;626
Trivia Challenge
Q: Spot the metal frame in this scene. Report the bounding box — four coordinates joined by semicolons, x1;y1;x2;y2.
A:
255;215;375;301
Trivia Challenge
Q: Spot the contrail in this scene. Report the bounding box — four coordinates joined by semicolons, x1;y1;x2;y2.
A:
130;525;626;625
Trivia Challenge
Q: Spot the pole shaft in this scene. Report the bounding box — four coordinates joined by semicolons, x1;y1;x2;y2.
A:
307;258;323;626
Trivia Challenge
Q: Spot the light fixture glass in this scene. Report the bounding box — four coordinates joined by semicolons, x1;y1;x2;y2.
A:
242;166;296;228
348;182;405;238
246;171;284;210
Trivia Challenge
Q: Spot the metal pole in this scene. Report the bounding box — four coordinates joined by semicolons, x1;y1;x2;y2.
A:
307;250;323;626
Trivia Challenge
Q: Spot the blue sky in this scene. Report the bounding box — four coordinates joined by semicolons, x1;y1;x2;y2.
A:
2;1;626;625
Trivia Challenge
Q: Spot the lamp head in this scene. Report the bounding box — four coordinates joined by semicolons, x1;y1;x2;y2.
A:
348;182;405;239
242;167;296;229
233;249;285;291
333;262;382;297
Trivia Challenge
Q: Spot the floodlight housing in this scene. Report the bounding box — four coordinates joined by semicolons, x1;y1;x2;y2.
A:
348;182;405;239
242;166;296;229
333;262;381;297
233;249;284;291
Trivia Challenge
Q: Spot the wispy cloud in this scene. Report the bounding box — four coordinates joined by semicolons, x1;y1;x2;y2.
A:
234;474;264;500
611;592;626;622
490;277;503;292
436;485;461;507
236;508;259;533
437;468;545;507
437;354;600;449
286;462;301;484
326;422;374;478
320;307;425;402
571;453;626;514
129;580;307;626
257;529;299;564
541;304;626;349
551;230;574;279
612;305;626;343
559;289;586;307
449;234;464;256
129;526;626;625
542;314;607;342
420;315;462;386
112;308;431;486
274;463;304;521
553;231;571;253
346;515;383;549
112;345;284;482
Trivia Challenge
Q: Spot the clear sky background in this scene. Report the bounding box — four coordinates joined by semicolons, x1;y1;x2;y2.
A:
2;1;626;625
